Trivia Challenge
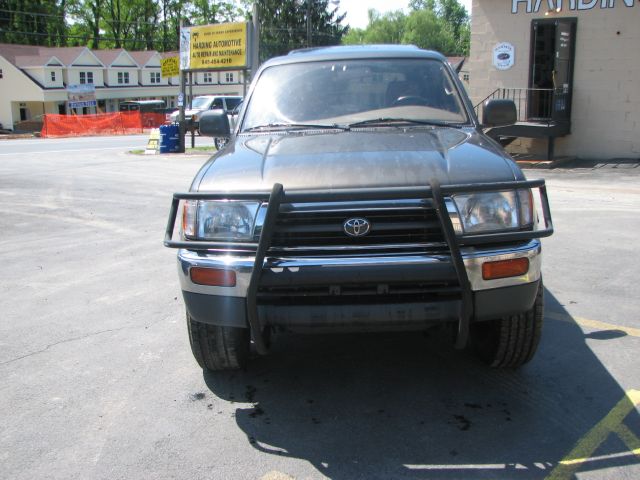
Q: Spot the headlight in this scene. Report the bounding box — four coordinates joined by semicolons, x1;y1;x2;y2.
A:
452;189;533;234
182;200;261;241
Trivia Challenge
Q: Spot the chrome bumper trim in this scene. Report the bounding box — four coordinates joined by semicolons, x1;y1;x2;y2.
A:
177;239;542;297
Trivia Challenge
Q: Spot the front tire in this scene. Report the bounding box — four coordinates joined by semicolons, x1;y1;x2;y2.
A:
186;313;249;371
472;281;544;368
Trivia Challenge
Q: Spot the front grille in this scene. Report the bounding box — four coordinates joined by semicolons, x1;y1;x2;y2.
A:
258;282;461;305
268;200;447;255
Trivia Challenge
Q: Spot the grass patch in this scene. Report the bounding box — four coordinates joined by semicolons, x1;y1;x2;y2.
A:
188;146;217;152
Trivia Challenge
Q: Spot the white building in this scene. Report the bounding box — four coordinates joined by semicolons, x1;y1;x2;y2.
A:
0;43;244;131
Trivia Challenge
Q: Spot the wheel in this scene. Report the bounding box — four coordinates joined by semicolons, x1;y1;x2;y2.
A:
186;313;249;371
471;281;544;368
214;137;229;150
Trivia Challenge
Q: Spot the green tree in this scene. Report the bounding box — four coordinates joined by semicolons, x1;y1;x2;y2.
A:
410;0;468;53
0;0;68;46
402;9;457;54
343;9;405;46
249;0;348;61
188;0;241;25
344;0;469;56
159;0;187;51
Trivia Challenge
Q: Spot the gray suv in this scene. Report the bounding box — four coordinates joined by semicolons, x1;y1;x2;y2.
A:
165;46;553;372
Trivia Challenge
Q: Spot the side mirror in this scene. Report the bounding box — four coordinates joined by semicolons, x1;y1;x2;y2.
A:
199;110;230;137
482;99;517;127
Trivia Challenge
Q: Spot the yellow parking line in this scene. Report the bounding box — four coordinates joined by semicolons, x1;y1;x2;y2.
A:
546;311;640;338
546;389;640;480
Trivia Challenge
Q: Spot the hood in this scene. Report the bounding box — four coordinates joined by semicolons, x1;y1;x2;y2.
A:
170;108;203;119
195;127;522;192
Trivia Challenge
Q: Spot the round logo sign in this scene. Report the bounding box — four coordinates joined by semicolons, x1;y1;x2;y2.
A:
493;42;515;71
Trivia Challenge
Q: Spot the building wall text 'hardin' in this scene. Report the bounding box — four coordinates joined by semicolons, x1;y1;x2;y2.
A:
512;0;635;14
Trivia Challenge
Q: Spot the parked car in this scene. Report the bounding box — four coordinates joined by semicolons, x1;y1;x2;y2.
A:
168;95;242;134
118;100;166;113
165;45;554;372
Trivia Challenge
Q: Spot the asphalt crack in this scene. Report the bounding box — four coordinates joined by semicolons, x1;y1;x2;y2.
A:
0;327;127;366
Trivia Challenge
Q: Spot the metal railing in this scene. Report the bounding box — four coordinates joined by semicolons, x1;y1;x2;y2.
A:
475;88;556;123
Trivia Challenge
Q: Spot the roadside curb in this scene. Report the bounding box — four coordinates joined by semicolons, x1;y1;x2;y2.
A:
514;156;576;169
516;156;640;170
0;133;38;140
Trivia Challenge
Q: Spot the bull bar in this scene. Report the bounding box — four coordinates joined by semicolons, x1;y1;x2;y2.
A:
164;179;554;355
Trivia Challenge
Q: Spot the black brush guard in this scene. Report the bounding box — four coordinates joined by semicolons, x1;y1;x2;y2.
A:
164;179;553;354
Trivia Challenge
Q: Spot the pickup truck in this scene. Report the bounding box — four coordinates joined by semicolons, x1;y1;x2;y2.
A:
164;45;553;372
168;95;242;137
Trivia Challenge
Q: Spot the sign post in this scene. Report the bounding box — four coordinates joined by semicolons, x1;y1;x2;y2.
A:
176;21;252;153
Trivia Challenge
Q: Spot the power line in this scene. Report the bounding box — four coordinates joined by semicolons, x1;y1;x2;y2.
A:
0;28;169;47
0;7;246;28
0;8;164;27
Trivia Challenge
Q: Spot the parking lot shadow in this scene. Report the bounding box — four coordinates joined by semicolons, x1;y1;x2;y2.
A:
204;288;640;479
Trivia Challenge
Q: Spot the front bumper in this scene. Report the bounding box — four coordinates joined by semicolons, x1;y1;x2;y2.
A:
178;240;542;296
178;239;542;328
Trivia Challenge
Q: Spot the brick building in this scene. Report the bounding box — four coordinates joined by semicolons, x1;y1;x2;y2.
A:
467;0;639;159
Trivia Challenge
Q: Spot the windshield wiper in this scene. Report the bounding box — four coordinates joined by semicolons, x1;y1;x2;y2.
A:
244;122;349;132
347;118;461;128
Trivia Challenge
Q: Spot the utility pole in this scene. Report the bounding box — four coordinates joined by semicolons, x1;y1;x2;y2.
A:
307;0;312;47
178;19;186;153
252;2;260;76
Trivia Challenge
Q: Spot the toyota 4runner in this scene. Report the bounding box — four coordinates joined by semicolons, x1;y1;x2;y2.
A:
164;45;553;371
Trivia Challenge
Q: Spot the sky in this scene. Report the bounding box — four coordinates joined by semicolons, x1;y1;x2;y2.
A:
337;0;473;30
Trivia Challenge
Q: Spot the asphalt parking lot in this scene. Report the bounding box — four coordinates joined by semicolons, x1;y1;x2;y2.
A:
0;136;639;480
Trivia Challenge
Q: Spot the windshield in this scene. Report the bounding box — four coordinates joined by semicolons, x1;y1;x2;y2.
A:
242;58;468;131
191;97;213;109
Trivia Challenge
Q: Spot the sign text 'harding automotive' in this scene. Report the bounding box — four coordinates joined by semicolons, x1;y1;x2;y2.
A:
179;22;248;71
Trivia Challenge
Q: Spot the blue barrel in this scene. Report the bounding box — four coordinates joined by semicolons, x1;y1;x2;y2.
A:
159;124;180;153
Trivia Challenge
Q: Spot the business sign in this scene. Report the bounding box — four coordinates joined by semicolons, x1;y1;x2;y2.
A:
160;57;179;78
512;0;636;14
67;84;97;109
493;43;515;70
179;22;248;71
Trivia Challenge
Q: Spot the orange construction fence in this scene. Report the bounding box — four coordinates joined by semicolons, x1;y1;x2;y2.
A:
41;111;168;138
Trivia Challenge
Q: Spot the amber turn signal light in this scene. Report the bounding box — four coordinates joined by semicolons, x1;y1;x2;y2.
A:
190;267;237;287
482;258;529;280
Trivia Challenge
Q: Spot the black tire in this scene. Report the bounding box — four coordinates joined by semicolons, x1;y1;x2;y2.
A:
471;281;544;368
186;313;249;371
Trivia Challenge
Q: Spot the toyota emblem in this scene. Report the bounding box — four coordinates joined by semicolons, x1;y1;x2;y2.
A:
343;218;371;237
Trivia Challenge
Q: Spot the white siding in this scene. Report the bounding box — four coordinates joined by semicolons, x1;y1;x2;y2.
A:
66;68;104;86
106;68;138;87
141;69;169;86
0;56;44;129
